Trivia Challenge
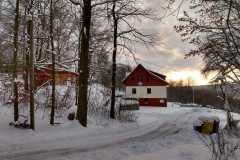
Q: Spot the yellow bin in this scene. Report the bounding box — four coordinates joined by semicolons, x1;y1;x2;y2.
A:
201;121;214;134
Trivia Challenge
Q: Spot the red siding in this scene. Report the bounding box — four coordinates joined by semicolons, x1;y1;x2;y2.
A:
123;64;168;86
35;69;51;87
139;98;167;107
35;67;78;87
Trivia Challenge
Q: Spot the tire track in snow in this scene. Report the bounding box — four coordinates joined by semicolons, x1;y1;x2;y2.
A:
0;122;181;160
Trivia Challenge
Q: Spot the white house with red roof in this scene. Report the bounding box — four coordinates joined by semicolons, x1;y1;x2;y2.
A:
123;64;169;107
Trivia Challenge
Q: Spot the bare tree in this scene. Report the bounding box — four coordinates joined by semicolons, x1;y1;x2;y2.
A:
13;0;20;122
197;130;240;160
50;0;56;125
27;11;35;130
175;0;240;84
77;0;92;127
69;0;92;127
108;0;156;119
110;0;117;119
175;0;240;130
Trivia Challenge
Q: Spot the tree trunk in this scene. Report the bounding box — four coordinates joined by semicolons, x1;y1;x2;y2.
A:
224;94;233;129
23;8;29;92
13;0;20;122
24;54;29;91
76;24;81;106
110;1;117;119
50;0;56;125
0;1;2;20
28;18;35;130
77;0;92;127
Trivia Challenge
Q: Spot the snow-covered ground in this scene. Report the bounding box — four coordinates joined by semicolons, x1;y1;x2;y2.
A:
0;103;240;160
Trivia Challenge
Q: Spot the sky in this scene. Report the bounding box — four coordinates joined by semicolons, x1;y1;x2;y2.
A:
120;0;210;85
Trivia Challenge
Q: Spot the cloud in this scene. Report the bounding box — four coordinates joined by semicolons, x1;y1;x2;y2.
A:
132;0;207;84
117;0;208;84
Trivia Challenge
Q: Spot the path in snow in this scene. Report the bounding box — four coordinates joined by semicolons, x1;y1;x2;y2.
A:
0;122;180;160
1;104;238;160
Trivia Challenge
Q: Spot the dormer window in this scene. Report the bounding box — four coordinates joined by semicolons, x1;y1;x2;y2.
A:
138;76;144;86
138;76;144;82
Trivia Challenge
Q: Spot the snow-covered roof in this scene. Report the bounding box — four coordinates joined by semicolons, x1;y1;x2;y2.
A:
146;69;168;83
36;63;78;75
123;64;169;85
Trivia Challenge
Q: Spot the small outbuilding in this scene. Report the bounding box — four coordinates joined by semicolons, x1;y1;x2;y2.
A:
123;64;169;107
35;64;78;87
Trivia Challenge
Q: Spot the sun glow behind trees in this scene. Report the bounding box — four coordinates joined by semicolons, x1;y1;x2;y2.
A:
167;70;209;86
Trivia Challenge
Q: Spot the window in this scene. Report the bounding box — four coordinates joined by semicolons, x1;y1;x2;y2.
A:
138;76;144;86
132;88;136;94
147;88;151;94
138;76;144;82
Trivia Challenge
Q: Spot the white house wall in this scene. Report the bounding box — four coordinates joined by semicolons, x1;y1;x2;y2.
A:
125;86;167;98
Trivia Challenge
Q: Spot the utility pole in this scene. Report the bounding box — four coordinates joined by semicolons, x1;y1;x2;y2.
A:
192;86;195;104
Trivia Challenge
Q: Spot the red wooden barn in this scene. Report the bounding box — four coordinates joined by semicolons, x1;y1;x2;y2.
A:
123;64;169;107
35;64;78;87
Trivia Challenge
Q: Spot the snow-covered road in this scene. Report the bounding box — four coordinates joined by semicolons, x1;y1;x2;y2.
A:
0;122;180;160
0;103;239;160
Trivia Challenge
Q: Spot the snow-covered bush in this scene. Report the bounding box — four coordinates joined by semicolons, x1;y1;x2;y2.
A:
0;78;27;105
197;130;240;160
88;84;111;120
35;85;75;119
87;83;137;123
31;83;137;123
117;110;138;122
